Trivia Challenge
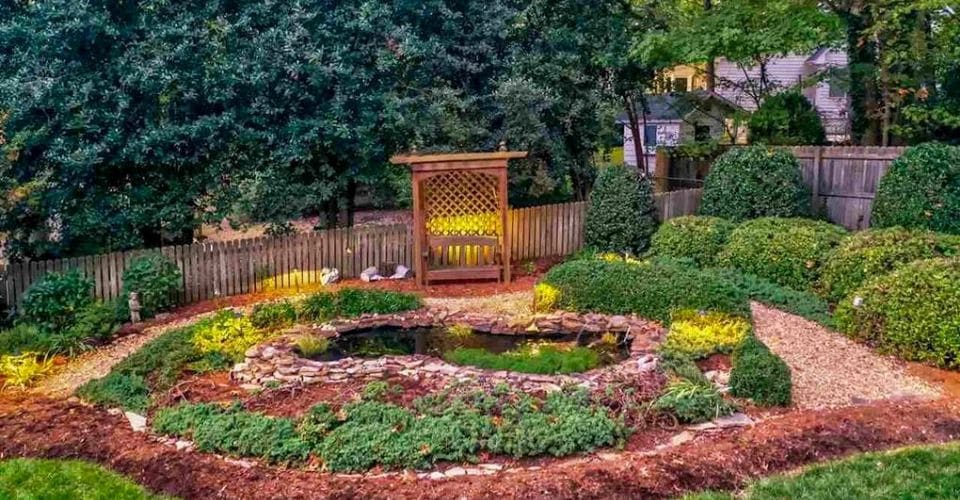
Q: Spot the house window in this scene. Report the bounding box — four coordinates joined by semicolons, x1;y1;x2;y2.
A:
643;125;658;149
694;124;711;142
829;78;846;98
673;77;689;93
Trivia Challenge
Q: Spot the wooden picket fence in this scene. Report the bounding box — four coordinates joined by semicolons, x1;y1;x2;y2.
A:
1;191;702;310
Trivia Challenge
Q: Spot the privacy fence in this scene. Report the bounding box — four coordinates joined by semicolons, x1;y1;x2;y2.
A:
0;189;701;309
656;146;905;231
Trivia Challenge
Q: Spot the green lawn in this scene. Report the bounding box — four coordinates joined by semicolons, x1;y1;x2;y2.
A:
0;459;168;500
685;443;960;499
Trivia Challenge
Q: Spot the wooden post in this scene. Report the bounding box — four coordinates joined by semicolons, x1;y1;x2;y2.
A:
654;150;670;193
500;170;511;284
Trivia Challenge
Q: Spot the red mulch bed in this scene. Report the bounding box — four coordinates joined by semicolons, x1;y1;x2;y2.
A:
1;393;959;499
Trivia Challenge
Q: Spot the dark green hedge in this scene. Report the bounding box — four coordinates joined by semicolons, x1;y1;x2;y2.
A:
650;216;738;267
699;146;810;222
719;217;847;291
584;165;658;255
819;228;960;303
872;143;960;235
748;91;826;146
729;336;792;407
538;259;749;324
835;258;960;369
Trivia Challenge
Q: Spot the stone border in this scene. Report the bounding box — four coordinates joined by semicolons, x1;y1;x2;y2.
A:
232;308;665;393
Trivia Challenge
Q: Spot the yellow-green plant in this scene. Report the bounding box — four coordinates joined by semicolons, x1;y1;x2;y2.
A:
663;310;751;359
191;312;270;361
533;283;561;313
446;324;474;339
295;335;330;358
0;353;55;389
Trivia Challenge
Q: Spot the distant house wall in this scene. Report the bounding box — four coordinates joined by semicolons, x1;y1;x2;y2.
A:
624;122;681;171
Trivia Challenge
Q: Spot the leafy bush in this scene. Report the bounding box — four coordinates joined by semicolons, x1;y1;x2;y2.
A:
705;268;835;328
729;336;792;407
585;165;657;255
152;385;626;472
294;335;330;358
0;323;48;356
658;349;711;387
653;379;734;423
0;459;164;500
538;259;750;324
0;352;55;388
819;228;960;303
650;216;738;267
748;91;826;146
20;271;94;331
872;143;960;235
719;217;847;291
191;311;269;362
699;146;811;222
121;253;182;318
299;289;422;323
249;301;298;330
445;343;601;374
835;258;960;369
663;310;751;359
76;323;223;412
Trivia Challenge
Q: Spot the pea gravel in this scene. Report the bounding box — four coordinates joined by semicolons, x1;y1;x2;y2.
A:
750;302;940;409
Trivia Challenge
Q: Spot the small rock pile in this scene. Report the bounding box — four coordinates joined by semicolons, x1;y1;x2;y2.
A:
232;309;665;393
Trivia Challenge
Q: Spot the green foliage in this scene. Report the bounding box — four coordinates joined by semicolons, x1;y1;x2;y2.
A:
121;254;182;318
153;403;311;464
835;258;960;369
729;336;792;407
445;343;601;374
20;271;94;332
699;146;811;222
705;268;834;328
299;289;422;323
658;349;711;387
295;335;330;358
0;323;48;357
76;323;223;412
653;379;734;424
663;311;751;359
819;227;960;303
249;301;298;330
191;311;269;362
650;216;737;267
872;143;960;235
538;259;750;324
719;217;847;291
749;91;826;146
584;166;658;255
0;459;166;500
153;385;625;472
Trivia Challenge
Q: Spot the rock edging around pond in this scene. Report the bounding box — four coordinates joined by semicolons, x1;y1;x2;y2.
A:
232;309;665;393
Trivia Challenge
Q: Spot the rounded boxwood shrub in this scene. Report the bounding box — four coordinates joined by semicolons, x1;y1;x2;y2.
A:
729;335;792;407
699;146;811;222
537;259;749;324
835;258;960;369
122;253;182;318
749;91;826;146
585;165;657;255
719;217;848;291
872;143;960;235
20;270;94;331
650;216;737;267
819;228;960;303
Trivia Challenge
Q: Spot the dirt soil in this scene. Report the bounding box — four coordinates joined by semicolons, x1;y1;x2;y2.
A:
1;394;959;499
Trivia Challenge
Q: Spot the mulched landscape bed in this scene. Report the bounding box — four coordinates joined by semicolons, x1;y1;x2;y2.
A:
2;392;959;499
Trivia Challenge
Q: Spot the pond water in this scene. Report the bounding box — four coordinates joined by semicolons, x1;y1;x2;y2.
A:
301;327;630;367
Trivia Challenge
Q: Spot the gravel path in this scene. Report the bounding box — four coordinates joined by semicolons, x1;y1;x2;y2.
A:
425;291;534;317
30;314;219;399
751;302;941;409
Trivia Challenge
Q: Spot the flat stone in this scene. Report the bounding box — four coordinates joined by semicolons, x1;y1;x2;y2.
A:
428;471;446;480
124;411;148;433
175;440;194;451
669;431;695;447
714;412;754;428
688;421;718;431
479;463;503;471
444;467;467;477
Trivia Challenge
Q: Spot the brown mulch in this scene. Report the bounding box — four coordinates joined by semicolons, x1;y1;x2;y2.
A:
1;393;959;499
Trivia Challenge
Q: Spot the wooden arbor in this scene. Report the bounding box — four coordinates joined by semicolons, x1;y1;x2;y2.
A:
391;151;527;286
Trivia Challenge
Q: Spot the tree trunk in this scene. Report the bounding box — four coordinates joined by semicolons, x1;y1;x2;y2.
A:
841;8;882;145
624;94;647;177
344;179;357;227
704;0;716;91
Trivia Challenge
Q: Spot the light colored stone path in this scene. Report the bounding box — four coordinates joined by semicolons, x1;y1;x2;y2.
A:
750;302;941;409
424;291;533;317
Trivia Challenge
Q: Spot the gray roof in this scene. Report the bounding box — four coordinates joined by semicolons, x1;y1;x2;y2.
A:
616;90;742;124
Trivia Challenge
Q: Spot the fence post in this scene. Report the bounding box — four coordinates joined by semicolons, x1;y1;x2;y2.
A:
811;147;822;216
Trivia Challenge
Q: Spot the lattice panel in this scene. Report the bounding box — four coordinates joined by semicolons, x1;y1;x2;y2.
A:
423;171;501;236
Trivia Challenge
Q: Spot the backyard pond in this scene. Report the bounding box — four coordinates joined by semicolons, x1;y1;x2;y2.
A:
297;326;631;374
